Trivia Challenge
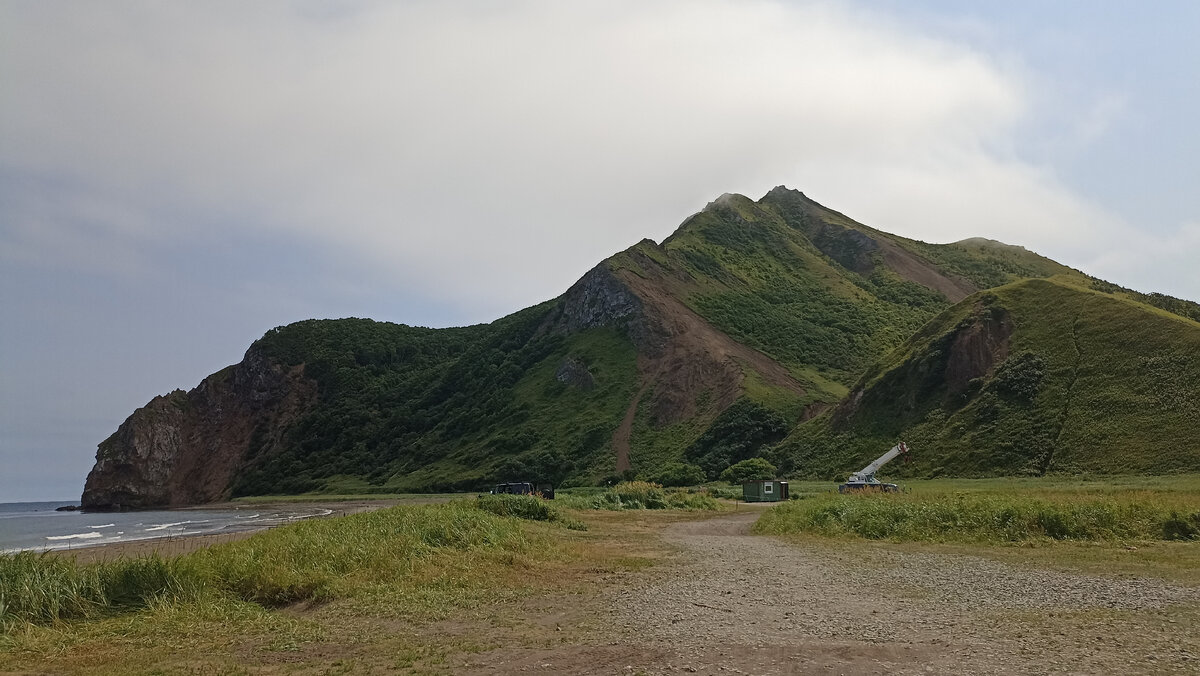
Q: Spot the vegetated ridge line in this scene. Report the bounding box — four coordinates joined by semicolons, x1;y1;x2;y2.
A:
1042;300;1087;475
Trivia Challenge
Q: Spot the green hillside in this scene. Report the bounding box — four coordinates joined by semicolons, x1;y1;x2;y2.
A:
230;188;1129;495
85;187;1200;504
233;309;640;494
772;277;1200;480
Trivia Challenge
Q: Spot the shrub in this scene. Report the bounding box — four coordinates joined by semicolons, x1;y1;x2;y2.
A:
720;458;777;483
1162;511;1200;541
653;463;707;487
685;399;789;479
581;482;722;511
613;481;667;508
665;491;722;511
992;351;1046;401
474;493;556;521
473;494;587;531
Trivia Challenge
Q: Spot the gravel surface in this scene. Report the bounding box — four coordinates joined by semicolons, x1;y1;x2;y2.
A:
606;510;1200;675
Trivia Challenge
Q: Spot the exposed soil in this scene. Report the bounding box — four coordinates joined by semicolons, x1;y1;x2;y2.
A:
877;238;977;303
378;509;1199;675
613;384;650;473
944;307;1013;396
592;511;1200;675
608;262;810;471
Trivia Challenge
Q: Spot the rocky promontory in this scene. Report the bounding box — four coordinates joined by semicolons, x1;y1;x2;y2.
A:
80;345;315;509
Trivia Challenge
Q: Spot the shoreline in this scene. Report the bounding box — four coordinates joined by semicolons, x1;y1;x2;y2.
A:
48;496;457;564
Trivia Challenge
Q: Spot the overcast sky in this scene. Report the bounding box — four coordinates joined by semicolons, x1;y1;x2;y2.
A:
2;1;1197;501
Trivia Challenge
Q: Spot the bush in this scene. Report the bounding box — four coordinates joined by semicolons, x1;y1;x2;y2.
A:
473;494;586;530
720;458;777;484
582;482;722;512
474;493;557;521
613;481;667;508
992;351;1046;401
685;399;789;479
665;491;722;511
653;463;707;487
1162;511;1200;541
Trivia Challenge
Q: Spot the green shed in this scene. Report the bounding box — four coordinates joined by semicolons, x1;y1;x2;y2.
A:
742;479;789;502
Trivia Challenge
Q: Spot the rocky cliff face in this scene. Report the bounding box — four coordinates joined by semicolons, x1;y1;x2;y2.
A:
81;345;316;509
546;262;651;349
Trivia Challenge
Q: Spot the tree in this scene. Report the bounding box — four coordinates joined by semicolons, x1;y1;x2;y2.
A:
652;463;707;487
720;458;777;484
685;399;789;479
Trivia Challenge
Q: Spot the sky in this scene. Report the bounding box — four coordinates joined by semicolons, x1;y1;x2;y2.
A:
1;1;1197;501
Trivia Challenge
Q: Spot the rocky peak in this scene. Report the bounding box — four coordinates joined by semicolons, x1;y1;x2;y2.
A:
548;263;648;345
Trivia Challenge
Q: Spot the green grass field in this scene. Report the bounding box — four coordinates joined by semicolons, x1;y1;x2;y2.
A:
754;475;1200;544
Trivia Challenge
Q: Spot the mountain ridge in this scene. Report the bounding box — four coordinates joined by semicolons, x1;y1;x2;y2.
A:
80;188;1200;508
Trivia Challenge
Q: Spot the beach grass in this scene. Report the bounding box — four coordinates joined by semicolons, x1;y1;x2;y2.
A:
0;500;573;635
230;492;456;503
753;476;1200;544
555;482;724;511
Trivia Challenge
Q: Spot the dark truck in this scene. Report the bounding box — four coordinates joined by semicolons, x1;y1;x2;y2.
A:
490;482;555;499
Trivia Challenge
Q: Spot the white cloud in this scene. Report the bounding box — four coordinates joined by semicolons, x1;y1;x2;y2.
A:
1;0;1195;317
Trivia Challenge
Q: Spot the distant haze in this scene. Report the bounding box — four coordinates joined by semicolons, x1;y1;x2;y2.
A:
1;1;1197;501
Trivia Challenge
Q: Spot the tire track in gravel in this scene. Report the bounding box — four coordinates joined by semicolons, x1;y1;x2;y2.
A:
606;510;1200;675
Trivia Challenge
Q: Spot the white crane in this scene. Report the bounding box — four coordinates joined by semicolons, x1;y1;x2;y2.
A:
839;442;908;493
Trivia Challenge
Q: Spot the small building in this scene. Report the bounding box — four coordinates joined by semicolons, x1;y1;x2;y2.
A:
742;479;789;502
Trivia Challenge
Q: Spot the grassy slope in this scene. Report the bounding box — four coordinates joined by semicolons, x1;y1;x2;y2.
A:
775;278;1200;479
206;189;1199;495
237;311;641;494
641;191;1082;391
649;195;950;392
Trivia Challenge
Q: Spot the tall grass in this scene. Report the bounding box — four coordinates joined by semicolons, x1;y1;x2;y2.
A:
557;482;722;511
1;501;560;632
473;494;587;530
754;492;1200;543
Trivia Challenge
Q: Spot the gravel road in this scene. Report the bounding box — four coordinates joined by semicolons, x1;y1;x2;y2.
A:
606;510;1200;675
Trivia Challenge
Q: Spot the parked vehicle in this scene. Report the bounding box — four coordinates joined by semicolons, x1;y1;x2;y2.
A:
839;442;908;493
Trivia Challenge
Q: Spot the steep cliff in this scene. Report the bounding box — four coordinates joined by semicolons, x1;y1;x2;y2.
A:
81;345;315;509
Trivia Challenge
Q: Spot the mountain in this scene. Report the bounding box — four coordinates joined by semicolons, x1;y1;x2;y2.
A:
772;277;1200;479
81;188;1200;508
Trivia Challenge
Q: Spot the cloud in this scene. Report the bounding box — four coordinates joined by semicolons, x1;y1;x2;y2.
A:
1;0;1194;320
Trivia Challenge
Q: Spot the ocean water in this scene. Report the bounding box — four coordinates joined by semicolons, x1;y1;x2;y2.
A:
0;500;331;553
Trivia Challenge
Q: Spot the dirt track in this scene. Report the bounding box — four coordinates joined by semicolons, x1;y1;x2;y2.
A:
594;510;1200;675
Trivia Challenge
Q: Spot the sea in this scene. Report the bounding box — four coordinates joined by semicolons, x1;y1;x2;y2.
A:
0;500;332;554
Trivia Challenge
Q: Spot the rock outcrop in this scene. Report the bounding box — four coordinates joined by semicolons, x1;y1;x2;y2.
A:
80;345;316;510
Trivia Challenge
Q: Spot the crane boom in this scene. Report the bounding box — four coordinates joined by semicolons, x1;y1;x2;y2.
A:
849;442;908;483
